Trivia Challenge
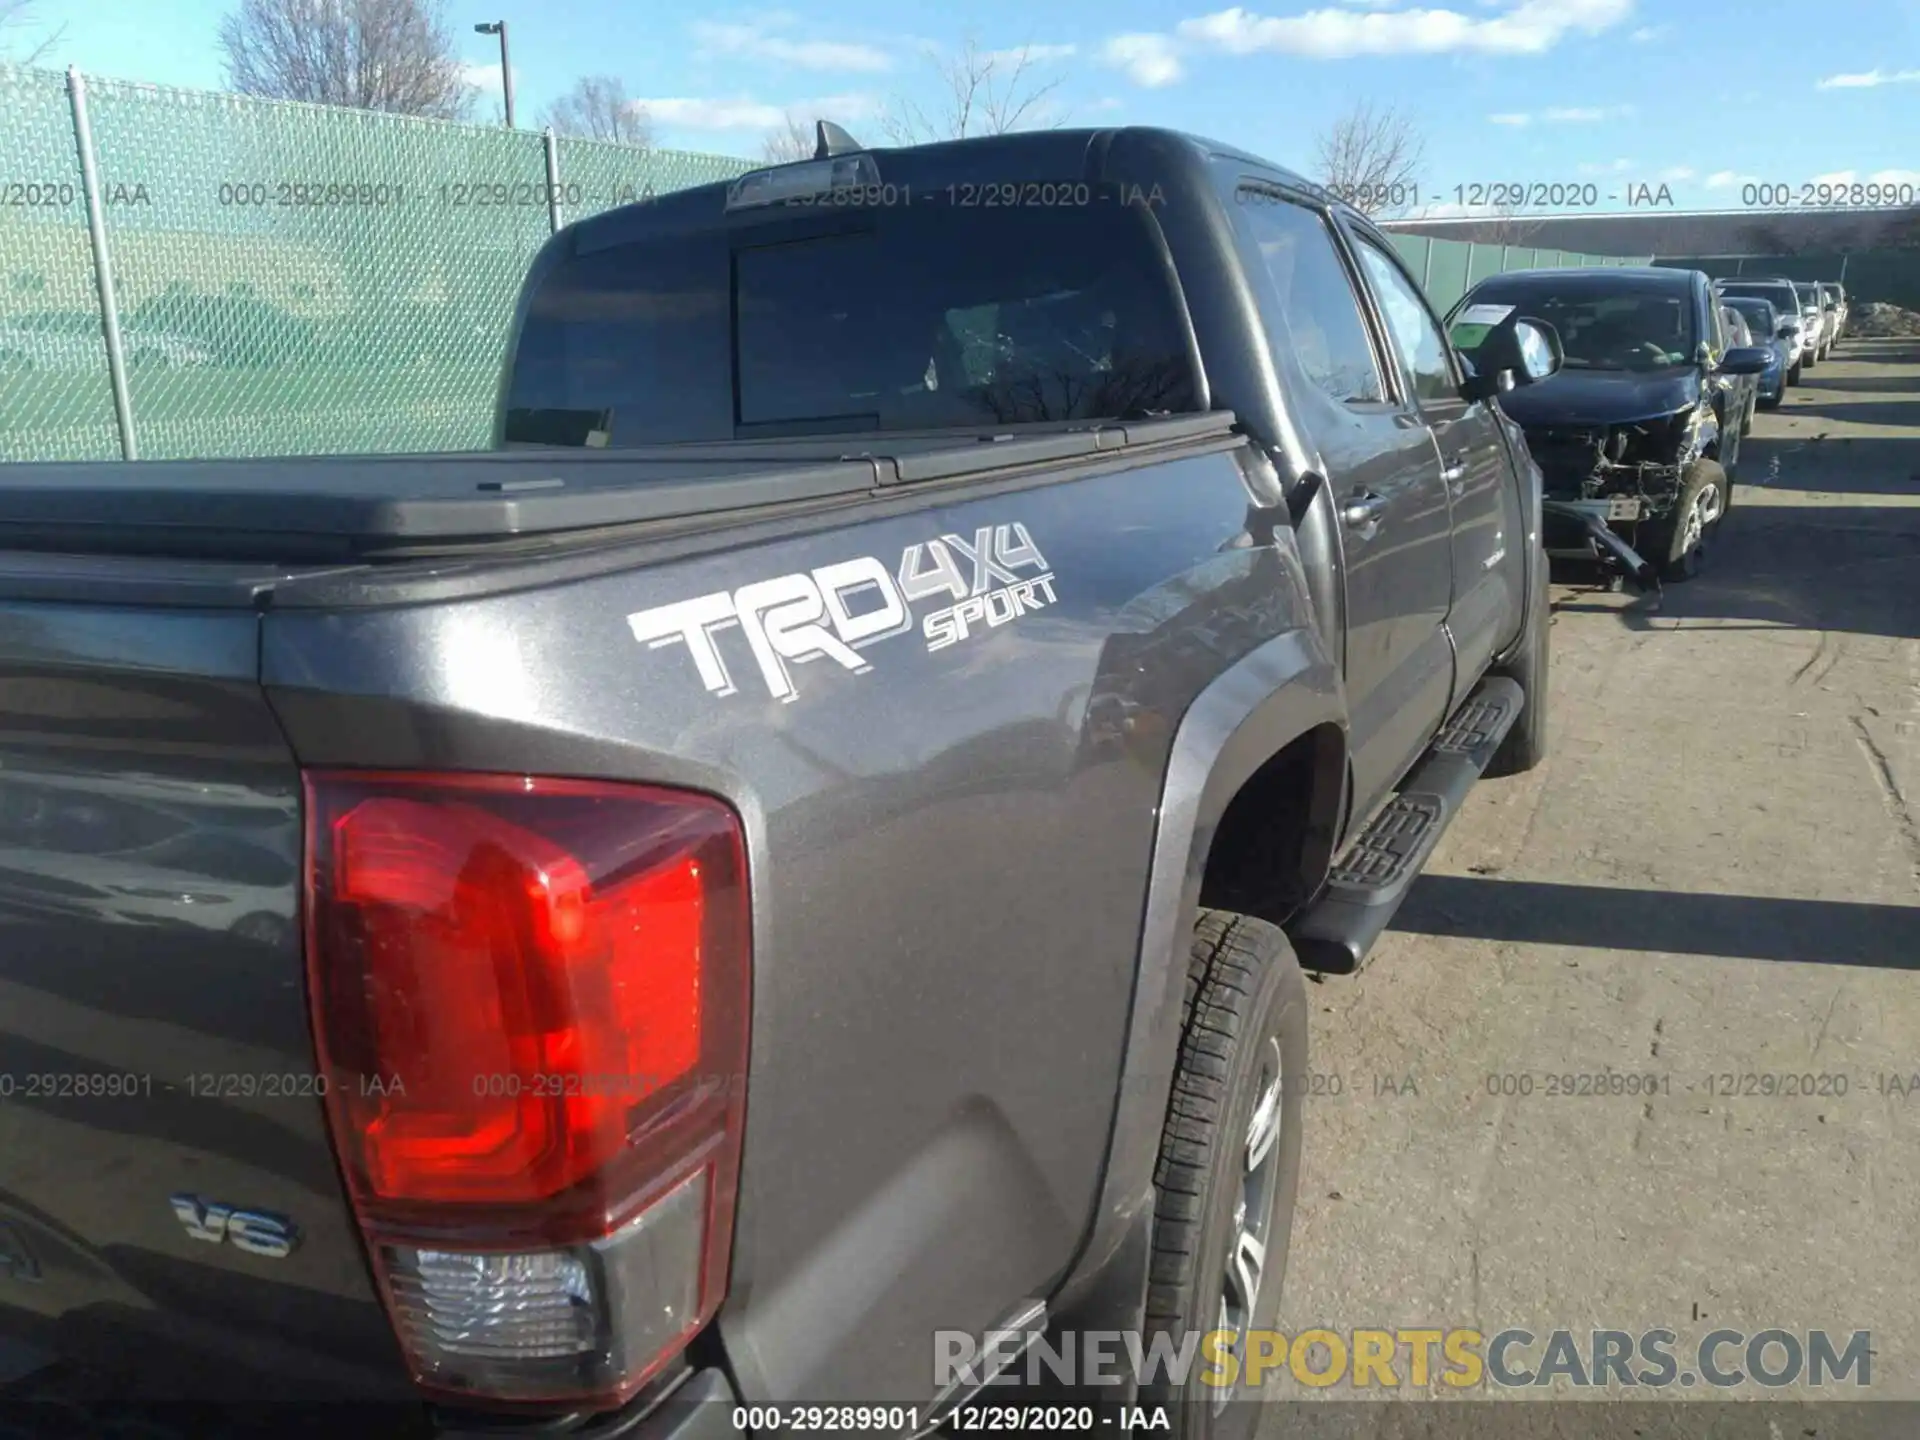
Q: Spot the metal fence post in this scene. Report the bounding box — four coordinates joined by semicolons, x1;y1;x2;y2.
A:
1463;240;1475;283
67;66;137;461
543;128;563;234
1421;240;1433;291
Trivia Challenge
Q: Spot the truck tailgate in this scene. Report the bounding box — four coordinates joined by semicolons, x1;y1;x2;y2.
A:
0;600;408;1403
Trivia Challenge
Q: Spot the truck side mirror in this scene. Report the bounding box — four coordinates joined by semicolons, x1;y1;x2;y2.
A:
1455;314;1562;403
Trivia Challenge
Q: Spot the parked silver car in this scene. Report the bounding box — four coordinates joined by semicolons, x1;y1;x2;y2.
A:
1790;280;1829;362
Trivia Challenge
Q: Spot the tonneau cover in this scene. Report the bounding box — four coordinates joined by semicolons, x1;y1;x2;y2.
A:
0;415;1234;561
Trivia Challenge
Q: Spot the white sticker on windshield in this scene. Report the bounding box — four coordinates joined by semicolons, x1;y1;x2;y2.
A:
1454;303;1515;326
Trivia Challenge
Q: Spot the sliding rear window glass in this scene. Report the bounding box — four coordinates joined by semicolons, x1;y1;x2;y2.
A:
502;197;1198;446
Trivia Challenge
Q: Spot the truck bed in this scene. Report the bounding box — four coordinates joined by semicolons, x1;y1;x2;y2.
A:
0;411;1260;1415
0;416;1233;565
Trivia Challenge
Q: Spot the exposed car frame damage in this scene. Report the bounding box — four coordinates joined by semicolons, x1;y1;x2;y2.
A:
1529;411;1714;591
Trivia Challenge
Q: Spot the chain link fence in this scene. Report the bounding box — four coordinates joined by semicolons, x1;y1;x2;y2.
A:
0;63;752;462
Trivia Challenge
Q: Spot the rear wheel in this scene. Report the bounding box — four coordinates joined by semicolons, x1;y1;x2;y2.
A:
1788;359;1802;386
1144;911;1307;1440
1643;459;1728;582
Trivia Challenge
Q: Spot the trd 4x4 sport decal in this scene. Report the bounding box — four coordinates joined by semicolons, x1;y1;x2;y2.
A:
626;523;1056;703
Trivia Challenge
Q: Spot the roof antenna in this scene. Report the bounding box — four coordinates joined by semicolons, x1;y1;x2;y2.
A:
814;120;862;159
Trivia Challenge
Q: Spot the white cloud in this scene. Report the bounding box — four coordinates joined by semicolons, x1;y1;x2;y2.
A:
458;60;515;93
641;92;879;130
1629;23;1668;41
1810;169;1858;186
1102;0;1633;88
1337;0;1404;7
1174;0;1631;58
1704;170;1758;189
1816;66;1920;89
1487;102;1630;125
986;43;1079;63
1101;32;1187;86
689;20;893;72
1869;168;1920;185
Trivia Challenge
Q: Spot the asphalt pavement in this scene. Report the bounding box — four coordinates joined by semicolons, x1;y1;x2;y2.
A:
1267;336;1920;1435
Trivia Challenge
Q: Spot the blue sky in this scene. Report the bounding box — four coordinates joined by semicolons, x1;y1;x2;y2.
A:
12;0;1920;214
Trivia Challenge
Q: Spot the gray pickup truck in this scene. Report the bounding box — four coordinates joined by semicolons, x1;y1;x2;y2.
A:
0;126;1557;1439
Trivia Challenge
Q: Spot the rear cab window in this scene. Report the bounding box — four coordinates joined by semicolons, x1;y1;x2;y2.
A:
501;189;1201;446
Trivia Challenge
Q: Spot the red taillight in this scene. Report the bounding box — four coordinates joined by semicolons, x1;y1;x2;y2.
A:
303;771;749;1409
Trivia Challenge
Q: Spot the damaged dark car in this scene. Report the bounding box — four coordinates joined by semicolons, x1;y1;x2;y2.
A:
1446;267;1771;583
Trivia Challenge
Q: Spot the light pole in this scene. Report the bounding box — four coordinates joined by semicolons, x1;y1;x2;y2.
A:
474;21;514;128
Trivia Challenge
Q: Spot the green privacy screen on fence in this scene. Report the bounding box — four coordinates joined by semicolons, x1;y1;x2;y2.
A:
0;64;752;461
1653;252;1920;311
1385;231;1653;315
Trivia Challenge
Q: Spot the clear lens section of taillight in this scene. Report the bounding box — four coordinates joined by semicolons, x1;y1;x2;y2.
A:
303;771;749;1410
385;1168;710;1400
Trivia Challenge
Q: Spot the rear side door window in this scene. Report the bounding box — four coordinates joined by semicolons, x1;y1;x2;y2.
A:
1228;188;1385;405
1348;237;1458;405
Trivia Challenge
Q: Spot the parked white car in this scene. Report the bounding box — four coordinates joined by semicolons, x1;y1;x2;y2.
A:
0;313;213;371
1819;281;1847;343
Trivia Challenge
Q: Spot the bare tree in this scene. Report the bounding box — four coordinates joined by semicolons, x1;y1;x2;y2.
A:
218;0;474;119
878;37;1066;144
540;75;652;148
1477;204;1546;247
759;112;815;164
1312;101;1425;217
0;0;63;64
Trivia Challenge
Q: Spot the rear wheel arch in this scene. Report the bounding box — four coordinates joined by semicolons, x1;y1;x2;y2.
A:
1198;722;1347;929
1043;631;1344;1326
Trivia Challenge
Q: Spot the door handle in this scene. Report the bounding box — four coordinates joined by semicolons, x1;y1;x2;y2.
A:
1441;456;1468;486
1341;491;1388;537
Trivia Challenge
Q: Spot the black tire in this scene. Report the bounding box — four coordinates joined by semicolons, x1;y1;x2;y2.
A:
1143;910;1307;1440
1787;359;1802;386
1641;459;1728;582
1487;548;1550;777
1759;389;1782;411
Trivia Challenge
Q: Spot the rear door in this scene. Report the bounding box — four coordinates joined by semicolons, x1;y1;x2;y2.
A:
1223;181;1454;815
1340;222;1523;708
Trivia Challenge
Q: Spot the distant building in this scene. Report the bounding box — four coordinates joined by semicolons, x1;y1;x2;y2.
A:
1383;206;1920;258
